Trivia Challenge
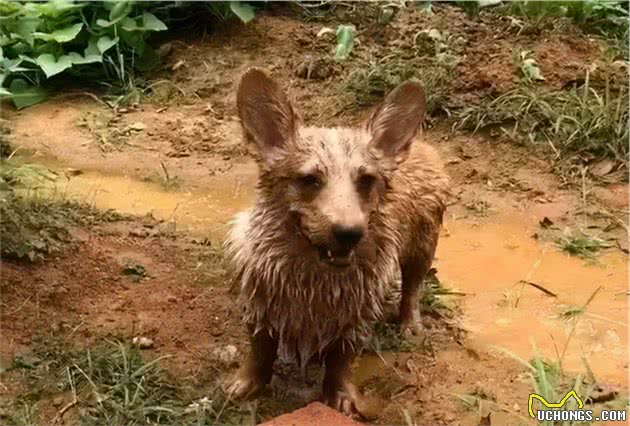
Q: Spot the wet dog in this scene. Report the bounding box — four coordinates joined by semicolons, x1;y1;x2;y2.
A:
225;68;449;416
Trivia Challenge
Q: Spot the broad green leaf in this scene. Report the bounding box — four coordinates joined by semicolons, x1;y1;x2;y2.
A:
142;12;167;31
8;79;47;109
36;53;73;77
335;24;355;61
33;23;83;43
97;35;118;53
15;17;41;46
2;57;29;73
0;87;10;97
96;2;132;28
121;16;139;32
34;0;84;18
67;52;101;65
229;1;255;23
109;1;131;22
85;37;101;57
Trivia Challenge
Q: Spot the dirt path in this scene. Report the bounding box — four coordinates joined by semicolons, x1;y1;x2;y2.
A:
1;5;628;426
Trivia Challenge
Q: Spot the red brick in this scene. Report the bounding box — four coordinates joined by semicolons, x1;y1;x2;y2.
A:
259;402;363;426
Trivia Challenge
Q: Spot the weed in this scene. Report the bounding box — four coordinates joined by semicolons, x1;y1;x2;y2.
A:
421;268;465;318
159;161;182;192
6;337;274;425
457;80;629;164
515;50;545;82
0;159;126;261
499;0;629;38
556;235;607;259
344;59;452;116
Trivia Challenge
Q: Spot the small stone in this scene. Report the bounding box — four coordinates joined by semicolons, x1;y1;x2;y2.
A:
212;345;239;367
129;122;146;131
513;403;520;412
132;336;154;349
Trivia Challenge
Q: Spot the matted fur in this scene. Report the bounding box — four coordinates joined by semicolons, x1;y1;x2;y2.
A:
225;125;450;367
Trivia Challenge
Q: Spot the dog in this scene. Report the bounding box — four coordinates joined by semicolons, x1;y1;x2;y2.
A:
225;68;450;417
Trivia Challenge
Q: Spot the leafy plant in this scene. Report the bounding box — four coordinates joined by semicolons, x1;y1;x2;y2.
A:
516;50;545;82
501;0;629;38
0;0;169;108
335;24;355;61
0;1;259;110
206;1;256;24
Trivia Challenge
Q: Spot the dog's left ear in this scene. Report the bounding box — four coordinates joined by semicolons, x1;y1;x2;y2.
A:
366;80;426;164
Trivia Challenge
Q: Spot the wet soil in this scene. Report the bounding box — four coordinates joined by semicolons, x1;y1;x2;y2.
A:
1;4;628;426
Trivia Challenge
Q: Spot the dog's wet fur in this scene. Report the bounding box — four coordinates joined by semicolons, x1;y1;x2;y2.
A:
225;68;450;417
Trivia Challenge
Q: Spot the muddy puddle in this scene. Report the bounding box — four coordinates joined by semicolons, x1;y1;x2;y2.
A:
19;157;629;388
437;216;628;386
20;157;257;238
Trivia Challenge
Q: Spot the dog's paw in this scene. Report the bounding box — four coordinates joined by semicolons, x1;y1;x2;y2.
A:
224;371;264;400
323;389;381;420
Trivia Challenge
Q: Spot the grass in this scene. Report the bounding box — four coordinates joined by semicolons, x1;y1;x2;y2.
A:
457;79;629;164
0;159;126;261
5;338;254;426
555;235;607;260
342;23;461;118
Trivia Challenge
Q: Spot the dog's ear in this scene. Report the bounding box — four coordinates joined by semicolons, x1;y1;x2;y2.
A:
237;68;298;164
366;80;426;164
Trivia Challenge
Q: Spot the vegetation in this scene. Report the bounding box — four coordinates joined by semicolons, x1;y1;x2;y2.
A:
457;82;629;163
0;0;257;109
500;0;629;38
0;153;125;261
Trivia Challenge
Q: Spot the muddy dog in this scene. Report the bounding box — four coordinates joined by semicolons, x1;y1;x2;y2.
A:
225;68;449;417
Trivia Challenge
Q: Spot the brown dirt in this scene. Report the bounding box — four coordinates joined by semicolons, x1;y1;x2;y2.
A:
1;3;628;426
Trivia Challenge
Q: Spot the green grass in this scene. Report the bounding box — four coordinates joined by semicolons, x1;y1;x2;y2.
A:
0;159;126;261
555;235;608;260
457;81;629;164
5;339;254;426
343;59;452;116
500;0;629;38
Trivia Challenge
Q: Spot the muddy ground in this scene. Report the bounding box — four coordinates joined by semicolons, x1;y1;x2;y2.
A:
1;3;628;426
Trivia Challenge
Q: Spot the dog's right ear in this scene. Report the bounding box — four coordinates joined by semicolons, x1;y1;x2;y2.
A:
237;68;298;164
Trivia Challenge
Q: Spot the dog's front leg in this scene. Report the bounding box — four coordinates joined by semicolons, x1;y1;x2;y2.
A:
226;325;278;399
322;340;378;419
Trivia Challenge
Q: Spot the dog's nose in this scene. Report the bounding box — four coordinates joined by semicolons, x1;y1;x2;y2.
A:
332;225;364;248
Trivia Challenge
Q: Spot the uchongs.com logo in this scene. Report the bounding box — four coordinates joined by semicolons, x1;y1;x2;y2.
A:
528;390;627;422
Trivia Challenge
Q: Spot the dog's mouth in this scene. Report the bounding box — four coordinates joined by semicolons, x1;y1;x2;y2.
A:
317;246;355;268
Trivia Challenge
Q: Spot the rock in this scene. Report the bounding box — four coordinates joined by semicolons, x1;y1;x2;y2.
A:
132;336;154;349
211;345;239;367
52;396;65;407
128;122;146;131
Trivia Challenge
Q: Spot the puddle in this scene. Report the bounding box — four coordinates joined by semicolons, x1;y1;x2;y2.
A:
15;158;629;387
27;160;256;238
437;217;628;386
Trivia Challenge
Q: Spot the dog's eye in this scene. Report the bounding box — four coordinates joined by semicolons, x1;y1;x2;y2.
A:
358;174;376;191
297;174;321;189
